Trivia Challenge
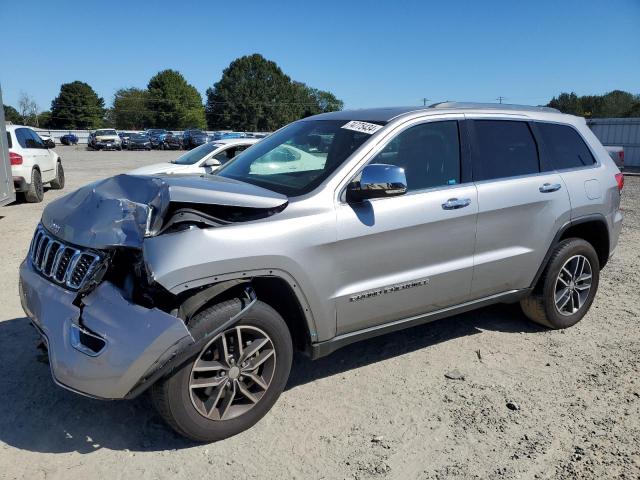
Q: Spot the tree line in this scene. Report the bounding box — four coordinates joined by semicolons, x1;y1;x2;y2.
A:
3;54;344;131
546;90;640;118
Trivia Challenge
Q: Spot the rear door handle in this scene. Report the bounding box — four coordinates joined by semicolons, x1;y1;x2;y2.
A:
539;183;562;193
442;198;471;210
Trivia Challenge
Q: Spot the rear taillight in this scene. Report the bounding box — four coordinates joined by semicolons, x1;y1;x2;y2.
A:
618;151;624;164
9;152;23;165
615;173;624;192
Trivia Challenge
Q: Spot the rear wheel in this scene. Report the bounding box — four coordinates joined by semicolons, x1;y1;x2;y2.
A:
520;238;599;329
24;169;44;203
49;162;65;189
152;299;293;442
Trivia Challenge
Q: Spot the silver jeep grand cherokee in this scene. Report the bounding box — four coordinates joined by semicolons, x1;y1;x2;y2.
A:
19;103;623;442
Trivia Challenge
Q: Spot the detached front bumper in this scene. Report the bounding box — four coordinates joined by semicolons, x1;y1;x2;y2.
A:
19;260;194;399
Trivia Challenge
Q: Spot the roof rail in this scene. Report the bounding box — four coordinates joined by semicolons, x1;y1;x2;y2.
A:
429;102;561;113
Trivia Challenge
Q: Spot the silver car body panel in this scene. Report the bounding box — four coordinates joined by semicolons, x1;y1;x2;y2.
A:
19;105;623;398
19;260;193;399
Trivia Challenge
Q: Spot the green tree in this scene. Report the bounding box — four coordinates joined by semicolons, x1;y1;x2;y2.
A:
147;70;205;129
548;90;640;118
599;90;637;117
113;88;152;129
3;105;21;123
291;82;345;119
50;81;105;129
205;54;343;131
624;102;640;117
37;111;52;128
548;92;583;116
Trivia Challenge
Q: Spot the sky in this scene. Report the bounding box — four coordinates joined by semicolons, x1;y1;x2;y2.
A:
1;0;639;112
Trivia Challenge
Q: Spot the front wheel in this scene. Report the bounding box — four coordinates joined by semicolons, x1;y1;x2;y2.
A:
520;238;600;329
152;299;293;442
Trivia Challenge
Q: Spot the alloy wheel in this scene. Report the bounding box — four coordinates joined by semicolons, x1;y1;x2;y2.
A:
189;325;276;420
554;254;592;316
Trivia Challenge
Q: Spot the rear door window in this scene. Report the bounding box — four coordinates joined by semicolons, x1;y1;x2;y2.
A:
536;123;595;169
371;120;461;192
472;120;539;181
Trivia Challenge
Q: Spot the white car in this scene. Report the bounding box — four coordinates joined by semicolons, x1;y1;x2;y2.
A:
88;129;122;150
128;138;260;176
6;125;65;202
38;133;56;148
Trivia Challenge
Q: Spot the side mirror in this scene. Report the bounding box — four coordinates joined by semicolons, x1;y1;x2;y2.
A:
204;157;222;167
45;139;55;149
346;164;407;203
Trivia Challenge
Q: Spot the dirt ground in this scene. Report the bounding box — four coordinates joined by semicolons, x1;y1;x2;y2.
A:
0;146;638;480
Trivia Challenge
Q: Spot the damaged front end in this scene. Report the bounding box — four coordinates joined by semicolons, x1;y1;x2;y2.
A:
20;173;287;399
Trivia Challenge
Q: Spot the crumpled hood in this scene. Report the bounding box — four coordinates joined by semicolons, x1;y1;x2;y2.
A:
41;173;288;249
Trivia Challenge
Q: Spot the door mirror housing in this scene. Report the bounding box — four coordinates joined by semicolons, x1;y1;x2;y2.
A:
204;157;222;167
346;164;407;203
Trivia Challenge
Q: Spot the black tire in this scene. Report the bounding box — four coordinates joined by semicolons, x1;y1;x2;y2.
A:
49;162;65;190
520;238;600;329
152;299;293;442
24;169;44;203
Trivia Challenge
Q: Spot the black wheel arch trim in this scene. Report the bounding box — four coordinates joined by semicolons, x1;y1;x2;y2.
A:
529;213;610;290
125;286;257;399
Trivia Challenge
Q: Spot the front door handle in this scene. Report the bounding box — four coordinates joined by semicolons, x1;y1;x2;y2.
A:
539;183;562;193
442;198;471;210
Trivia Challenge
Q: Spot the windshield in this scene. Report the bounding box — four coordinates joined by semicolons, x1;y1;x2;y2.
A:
147;129;166;136
96;129;117;136
172;142;220;165
217;119;383;196
187;130;206;136
131;133;147;140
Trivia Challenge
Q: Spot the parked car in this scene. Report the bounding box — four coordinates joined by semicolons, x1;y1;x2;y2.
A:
210;131;245;141
146;129;170;149
19;103;623;442
604;146;624;170
128;138;259;175
38;133;56;149
88;129;122;150
163;133;183;150
126;132;152;150
118;132;133;149
182;129;208;149
6;125;65;202
60;133;78;146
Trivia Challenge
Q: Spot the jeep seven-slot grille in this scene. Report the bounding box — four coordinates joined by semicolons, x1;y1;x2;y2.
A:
30;226;101;290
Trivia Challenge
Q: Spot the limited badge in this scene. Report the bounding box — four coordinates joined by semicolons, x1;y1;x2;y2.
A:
341;120;383;135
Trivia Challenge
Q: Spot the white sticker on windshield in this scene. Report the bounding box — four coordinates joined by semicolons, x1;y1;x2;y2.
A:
341;120;383;135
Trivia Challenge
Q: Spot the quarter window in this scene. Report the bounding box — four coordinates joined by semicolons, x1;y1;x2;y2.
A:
536;123;595;169
371;121;461;191
15;128;31;148
472;120;539;181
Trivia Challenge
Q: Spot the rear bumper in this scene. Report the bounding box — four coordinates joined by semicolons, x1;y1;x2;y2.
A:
19;259;194;399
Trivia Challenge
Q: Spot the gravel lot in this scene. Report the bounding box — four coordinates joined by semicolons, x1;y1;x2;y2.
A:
0;146;638;479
